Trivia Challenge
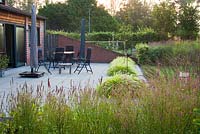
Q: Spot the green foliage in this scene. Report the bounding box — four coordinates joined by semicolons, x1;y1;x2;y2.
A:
116;0;152;31
134;77;199;134
72;92;121;133
135;43;150;65
151;2;177;37
0;71;200;133
48;28;165;49
136;41;200;66
41;93;73;133
0;55;9;69
97;74;141;98
177;5;199;40
38;3;70;31
193;108;200;132
87;32;114;41
91;5;119;32
38;1;119;32
1;44;200;133
107;57;137;76
9;89;42;134
47;30;80;40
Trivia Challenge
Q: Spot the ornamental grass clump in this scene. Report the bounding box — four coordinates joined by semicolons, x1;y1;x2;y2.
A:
97;74;142;98
70;88;122;134
107;57;137;76
1;84;74;134
7;85;42;134
41;89;73;134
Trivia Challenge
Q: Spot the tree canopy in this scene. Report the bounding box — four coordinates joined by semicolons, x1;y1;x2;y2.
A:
116;0;152;31
38;0;119;32
151;2;177;37
10;0;199;40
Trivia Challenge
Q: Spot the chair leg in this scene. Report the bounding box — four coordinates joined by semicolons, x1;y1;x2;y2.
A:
74;63;81;73
88;64;93;74
78;64;85;74
69;66;71;74
85;63;93;74
44;63;52;75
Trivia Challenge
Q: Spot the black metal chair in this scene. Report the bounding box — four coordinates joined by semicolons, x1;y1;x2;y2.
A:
65;45;74;63
36;48;52;74
72;51;80;64
53;47;65;69
74;47;93;74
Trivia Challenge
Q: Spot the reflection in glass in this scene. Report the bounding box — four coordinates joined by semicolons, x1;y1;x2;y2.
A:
16;27;25;67
0;23;4;52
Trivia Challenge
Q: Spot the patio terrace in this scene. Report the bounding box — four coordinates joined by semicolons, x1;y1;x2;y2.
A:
0;63;146;96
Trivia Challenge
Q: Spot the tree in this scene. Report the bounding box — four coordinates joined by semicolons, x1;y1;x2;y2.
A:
177;4;199;39
8;0;42;13
38;3;70;31
151;2;177;37
91;5;119;32
116;0;152;31
66;0;97;32
38;0;119;32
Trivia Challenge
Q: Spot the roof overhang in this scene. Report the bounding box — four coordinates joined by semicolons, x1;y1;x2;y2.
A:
0;4;46;20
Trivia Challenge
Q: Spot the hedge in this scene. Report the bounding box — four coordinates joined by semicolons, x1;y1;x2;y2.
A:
47;30;167;48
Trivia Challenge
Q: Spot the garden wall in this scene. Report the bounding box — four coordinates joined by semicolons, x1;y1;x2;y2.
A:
57;35;122;63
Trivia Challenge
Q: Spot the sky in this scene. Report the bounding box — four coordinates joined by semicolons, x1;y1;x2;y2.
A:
47;0;160;11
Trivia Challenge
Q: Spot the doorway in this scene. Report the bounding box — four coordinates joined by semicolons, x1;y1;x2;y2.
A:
5;24;25;67
5;24;15;67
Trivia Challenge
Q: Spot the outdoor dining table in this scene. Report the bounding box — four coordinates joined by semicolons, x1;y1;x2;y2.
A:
53;51;75;54
53;51;75;74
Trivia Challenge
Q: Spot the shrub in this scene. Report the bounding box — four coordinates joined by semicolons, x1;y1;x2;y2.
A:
97;74;142;98
87;32;114;41
136;41;200;66
135;43;150;65
107;57;137;76
0;55;9;69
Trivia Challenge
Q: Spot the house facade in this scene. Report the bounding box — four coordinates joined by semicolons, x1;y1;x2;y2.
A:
0;1;46;67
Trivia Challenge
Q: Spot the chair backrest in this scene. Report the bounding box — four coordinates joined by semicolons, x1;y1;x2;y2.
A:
86;47;92;63
65;45;74;51
55;47;64;61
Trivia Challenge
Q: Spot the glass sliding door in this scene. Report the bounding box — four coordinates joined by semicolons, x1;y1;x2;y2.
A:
5;24;14;67
15;26;25;67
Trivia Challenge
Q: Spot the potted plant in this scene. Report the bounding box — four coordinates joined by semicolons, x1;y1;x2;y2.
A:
0;55;9;77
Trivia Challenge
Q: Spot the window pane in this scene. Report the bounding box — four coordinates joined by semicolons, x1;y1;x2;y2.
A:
0;23;4;52
16;27;25;66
